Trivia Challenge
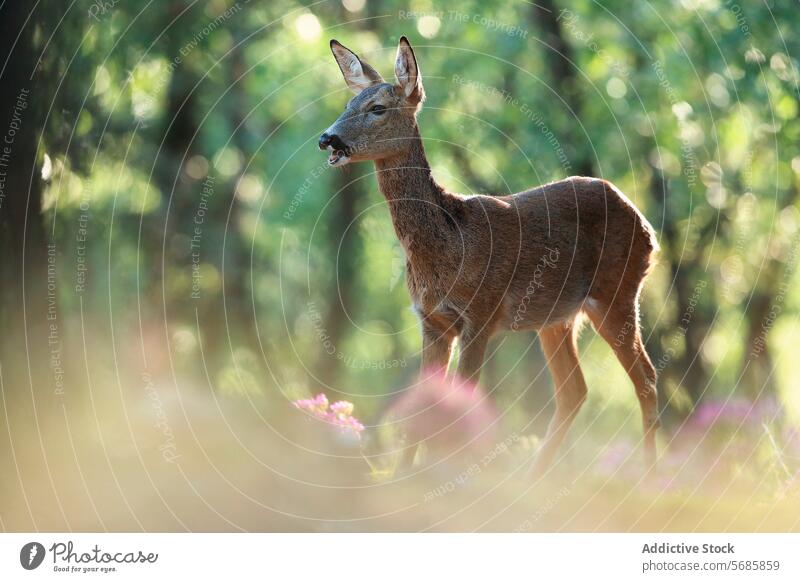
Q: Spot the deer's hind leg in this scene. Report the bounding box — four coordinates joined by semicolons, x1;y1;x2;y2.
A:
585;294;659;468
531;318;588;475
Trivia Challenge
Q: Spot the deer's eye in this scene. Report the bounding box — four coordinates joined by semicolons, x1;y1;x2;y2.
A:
370;104;387;115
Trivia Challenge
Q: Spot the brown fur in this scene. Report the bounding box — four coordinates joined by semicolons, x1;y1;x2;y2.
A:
322;37;660;473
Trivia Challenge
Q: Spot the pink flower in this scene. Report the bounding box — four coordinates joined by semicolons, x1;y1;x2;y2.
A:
690;397;780;431
293;393;329;414
383;369;501;459
293;393;364;438
330;400;354;417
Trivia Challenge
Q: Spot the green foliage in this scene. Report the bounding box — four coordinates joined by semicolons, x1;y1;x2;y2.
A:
32;0;800;424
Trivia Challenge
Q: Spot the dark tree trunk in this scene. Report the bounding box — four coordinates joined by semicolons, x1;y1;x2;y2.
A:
318;168;365;388
738;184;799;402
314;4;371;390
221;39;269;376
0;3;50;386
142;4;201;368
647;161;715;422
0;1;67;530
740;291;777;400
529;0;594;177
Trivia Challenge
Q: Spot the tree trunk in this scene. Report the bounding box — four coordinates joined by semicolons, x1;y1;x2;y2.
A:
222;39;269;377
529;0;594;177
647;159;711;417
318;168;365;388
0;2;51;388
737;184;799;402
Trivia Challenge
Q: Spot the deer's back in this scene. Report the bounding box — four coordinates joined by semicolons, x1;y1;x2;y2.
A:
418;177;658;332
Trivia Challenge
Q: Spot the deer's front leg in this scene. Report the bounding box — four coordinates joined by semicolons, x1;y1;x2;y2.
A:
455;327;491;385
397;323;453;472
421;322;454;375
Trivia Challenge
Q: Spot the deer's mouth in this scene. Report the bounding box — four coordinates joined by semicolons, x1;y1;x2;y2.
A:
327;146;350;167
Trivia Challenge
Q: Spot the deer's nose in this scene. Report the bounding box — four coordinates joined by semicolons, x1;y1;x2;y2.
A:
319;133;334;150
319;133;348;152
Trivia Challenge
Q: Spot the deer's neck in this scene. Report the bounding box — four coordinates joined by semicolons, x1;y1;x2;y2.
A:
374;137;454;255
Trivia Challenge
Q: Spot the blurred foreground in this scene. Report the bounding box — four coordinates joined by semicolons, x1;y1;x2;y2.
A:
2;345;798;532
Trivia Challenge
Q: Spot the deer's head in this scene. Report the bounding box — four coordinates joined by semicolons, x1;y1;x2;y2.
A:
319;36;425;167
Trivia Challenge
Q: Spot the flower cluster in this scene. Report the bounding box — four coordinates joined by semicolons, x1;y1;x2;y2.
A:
690;397;781;431
385;368;501;458
293;393;365;438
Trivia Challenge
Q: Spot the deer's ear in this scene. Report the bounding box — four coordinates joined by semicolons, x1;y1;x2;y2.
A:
394;36;424;105
330;40;384;94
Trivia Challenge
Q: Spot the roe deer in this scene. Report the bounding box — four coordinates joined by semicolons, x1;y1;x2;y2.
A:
319;36;660;474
